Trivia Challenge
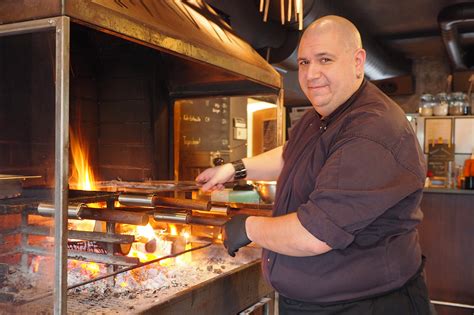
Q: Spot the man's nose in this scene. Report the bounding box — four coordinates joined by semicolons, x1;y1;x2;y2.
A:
306;63;321;80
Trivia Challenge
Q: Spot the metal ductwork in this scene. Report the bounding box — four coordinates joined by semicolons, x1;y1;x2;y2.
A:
438;2;474;70
264;0;411;80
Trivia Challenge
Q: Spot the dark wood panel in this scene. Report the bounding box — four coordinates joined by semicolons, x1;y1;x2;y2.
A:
432;303;473;315
418;192;474;313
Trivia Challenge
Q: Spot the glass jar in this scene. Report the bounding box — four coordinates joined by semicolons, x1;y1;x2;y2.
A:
419;94;434;116
433;93;448;116
448;92;467;116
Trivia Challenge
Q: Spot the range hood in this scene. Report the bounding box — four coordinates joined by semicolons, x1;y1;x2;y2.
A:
0;0;281;97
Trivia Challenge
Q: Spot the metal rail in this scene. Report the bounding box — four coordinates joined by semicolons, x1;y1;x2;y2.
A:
431;299;474;310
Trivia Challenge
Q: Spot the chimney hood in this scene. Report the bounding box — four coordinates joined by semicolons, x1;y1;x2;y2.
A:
0;0;281;97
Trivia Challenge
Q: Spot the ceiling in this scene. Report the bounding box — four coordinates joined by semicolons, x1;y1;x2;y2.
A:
205;0;474;106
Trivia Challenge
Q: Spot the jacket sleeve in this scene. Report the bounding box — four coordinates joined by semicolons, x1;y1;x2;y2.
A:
296;136;424;250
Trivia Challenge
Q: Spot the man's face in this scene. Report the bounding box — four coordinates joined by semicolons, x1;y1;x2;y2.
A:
297;27;362;116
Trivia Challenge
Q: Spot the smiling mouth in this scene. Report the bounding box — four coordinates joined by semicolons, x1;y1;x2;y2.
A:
308;84;327;89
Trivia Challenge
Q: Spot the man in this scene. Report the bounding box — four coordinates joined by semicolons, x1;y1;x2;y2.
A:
196;15;431;314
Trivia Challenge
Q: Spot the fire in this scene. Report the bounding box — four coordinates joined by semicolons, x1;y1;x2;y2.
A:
69;127;96;191
175;228;193;266
30;256;43;273
80;261;100;277
125;223;173;262
68;259;104;278
169;224;178;236
66;127;195;284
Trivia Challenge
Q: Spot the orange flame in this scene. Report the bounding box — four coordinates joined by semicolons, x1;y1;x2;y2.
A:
126;223;173;262
30;256;43;273
169;224;178;236
175;228;193;266
69;128;96;191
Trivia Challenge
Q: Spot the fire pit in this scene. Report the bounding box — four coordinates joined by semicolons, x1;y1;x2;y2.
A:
2;244;272;314
0;185;273;314
0;0;281;313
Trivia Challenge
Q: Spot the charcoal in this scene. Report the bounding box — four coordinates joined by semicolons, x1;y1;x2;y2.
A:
0;263;8;276
0;292;14;303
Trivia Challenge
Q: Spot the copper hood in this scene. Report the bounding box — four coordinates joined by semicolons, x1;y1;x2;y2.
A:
0;0;281;96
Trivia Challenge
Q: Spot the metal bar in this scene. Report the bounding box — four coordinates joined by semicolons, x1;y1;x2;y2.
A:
20;211;28;269
431;300;474;309
69;242;212;290
19;225;135;243
79;207;149;225
277;87;285;145
239;297;272;315
68;250;139;266
153;210;228;226
0;17;57;37
263;0;270;22
22;245;138;266
227;208;272;217
118;194;211;210
54;15;70;315
37;203;84;219
105;198;117;286
153;211;188;224
187;215;228;226
37;203;149;225
17;243;212;306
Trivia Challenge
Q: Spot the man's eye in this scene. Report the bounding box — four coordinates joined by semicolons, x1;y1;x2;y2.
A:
298;60;309;66
320;58;332;64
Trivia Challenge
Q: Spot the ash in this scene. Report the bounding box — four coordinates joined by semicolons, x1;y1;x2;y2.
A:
67;244;261;314
0;258;55;315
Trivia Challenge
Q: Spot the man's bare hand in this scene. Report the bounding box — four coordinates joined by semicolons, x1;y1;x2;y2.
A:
195;163;235;192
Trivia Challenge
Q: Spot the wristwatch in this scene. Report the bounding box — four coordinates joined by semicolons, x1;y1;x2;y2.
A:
231;159;247;180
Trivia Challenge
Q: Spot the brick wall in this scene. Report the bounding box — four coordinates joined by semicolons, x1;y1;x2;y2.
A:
392;56;451;113
0;31;55;186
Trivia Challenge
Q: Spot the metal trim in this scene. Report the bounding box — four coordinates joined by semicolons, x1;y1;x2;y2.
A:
64;0;281;90
0;18;57;36
276;87;286;146
431;300;474;310
0;16;70;314
54;16;70;315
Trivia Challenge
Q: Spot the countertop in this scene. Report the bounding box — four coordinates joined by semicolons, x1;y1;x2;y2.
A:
423;187;474;195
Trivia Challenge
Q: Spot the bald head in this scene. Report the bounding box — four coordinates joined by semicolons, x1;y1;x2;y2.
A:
301;15;362;53
297;15;366;116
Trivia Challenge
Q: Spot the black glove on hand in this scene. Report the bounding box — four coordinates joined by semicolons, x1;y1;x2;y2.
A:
222;214;251;257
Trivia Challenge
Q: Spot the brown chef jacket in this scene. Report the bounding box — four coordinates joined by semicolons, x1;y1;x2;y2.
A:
262;80;427;303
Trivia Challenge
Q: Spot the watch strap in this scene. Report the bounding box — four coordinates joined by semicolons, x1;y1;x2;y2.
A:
231;159;247;180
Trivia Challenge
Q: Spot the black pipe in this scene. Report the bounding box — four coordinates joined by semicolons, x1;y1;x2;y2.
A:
438;2;474;70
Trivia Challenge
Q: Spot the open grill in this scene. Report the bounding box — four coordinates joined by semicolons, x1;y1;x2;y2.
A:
0;0;280;313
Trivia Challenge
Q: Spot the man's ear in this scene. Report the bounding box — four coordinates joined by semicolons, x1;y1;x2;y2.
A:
354;48;366;77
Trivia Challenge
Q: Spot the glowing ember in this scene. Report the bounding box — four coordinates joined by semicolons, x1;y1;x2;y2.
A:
68;260;105;278
169;224;178;236
126;223;173;262
175;227;193;266
30;256;43;273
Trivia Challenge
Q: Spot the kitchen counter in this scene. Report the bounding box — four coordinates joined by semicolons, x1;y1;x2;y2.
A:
418;190;474;315
423;187;474;195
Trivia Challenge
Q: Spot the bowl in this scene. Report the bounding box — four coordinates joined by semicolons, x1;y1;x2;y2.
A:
253;181;277;204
